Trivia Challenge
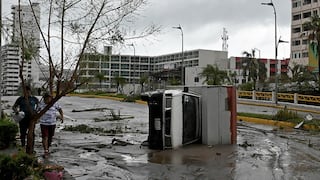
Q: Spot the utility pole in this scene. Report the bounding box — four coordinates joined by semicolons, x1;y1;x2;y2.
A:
128;43;135;94
262;0;277;104
173;25;184;85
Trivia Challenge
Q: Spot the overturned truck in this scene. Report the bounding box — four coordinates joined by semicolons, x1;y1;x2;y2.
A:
141;86;237;150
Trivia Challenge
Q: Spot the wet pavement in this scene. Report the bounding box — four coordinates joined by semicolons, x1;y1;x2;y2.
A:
2;96;320;180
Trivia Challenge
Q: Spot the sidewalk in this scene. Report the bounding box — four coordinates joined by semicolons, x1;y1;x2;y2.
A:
238;98;320;115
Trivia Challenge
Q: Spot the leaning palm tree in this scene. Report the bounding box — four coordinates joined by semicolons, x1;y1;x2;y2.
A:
199;64;227;85
242;50;259;90
139;75;149;93
95;72;106;89
304;14;320;90
113;76;126;94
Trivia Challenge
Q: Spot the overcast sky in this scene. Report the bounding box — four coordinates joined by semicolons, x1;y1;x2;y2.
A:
127;0;291;59
2;0;291;59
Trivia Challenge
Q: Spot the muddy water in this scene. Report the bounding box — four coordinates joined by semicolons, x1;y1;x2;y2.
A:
3;96;320;179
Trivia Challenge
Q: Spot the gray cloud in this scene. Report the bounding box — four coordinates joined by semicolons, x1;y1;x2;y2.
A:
2;0;291;58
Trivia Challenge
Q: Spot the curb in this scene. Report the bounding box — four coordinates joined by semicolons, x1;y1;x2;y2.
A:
67;93;148;105
238;116;320;130
237;116;295;128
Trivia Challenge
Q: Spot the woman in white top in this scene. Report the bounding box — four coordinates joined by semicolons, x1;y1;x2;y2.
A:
38;93;63;157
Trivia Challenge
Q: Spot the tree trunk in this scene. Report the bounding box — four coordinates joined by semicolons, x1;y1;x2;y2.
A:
318;41;320;92
26;118;37;154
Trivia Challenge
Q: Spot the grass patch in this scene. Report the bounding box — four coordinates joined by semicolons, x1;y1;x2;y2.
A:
238;112;273;120
238;109;320;129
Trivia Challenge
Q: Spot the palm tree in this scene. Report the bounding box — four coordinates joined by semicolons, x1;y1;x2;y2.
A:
289;63;316;92
304;14;320;90
113;76;126;94
257;61;268;83
95;72;106;89
139;75;149;93
242;50;259;90
226;71;237;85
199;64;227;85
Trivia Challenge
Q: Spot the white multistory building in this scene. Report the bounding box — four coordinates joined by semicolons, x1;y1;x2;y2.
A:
291;0;320;71
78;46;229;93
1;3;41;95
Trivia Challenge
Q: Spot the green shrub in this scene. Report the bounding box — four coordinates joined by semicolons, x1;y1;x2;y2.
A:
272;106;301;122
0;118;18;149
0;151;42;179
238;82;255;91
237;112;273;120
122;95;136;102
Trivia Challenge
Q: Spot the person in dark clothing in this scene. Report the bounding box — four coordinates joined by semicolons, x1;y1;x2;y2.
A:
37;88;41;96
12;86;39;147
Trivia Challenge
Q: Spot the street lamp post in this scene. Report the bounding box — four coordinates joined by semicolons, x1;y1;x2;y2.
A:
276;37;289;89
253;48;261;89
128;43;136;94
173;25;184;85
262;0;278;104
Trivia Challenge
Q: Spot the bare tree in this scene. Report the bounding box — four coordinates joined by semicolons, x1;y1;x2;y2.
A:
16;0;160;154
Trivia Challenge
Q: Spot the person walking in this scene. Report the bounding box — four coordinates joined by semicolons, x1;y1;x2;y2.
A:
12;86;39;147
38;93;63;157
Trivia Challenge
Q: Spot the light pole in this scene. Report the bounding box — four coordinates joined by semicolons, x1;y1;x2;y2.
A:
262;0;278;104
173;24;184;85
276;37;289;90
253;48;261;89
127;43;135;94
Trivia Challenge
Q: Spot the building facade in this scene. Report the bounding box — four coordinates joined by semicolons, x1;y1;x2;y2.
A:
1;44;32;95
229;56;290;87
291;0;320;70
1;3;41;95
78;47;228;92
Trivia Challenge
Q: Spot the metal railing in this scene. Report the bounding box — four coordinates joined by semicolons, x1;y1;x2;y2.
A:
237;90;320;105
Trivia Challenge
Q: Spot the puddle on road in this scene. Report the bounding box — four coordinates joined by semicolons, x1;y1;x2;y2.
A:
146;144;237;165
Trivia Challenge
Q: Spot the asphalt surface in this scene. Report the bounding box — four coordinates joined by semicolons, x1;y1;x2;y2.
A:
2;96;320;180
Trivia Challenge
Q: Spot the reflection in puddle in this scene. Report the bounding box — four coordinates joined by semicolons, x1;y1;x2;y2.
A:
121;154;148;164
147;144;236;165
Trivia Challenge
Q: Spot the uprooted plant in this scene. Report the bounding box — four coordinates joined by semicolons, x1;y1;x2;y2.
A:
94;109;134;122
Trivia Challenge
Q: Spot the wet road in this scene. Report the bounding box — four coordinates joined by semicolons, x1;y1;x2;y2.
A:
2;96;320;180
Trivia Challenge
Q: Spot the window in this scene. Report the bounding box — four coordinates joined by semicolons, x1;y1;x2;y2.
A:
120;56;129;62
121;64;129;69
111;64;119;69
194;77;199;83
302;52;309;57
303;0;311;5
302;39;308;44
141;57;149;63
293;1;301;8
111;56;120;62
293;27;301;33
293;14;301;21
293;52;301;59
293;40;301;46
303;11;311;18
313;10;318;15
